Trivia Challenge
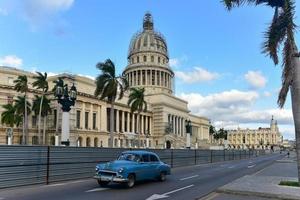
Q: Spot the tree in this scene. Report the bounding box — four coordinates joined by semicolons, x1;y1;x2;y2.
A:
222;0;300;181
213;128;228;144
94;59;128;147
14;75;29;144
32;95;52;145
209;124;217;143
32;72;49;145
14;96;31;144
127;87;147;148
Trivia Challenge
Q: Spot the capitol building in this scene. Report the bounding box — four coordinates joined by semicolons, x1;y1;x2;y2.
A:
0;13;210;149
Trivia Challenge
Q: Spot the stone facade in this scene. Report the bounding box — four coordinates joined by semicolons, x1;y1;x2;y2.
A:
227;117;283;149
0;13;210;149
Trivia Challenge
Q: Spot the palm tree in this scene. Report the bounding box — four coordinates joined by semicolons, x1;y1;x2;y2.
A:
32;72;49;145
94;59;128;147
1;104;22;144
127;87;147;148
222;0;300;181
14;75;29;144
14;96;31;144
32;95;52;145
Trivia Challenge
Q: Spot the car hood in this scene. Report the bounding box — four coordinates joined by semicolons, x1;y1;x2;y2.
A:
98;160;136;171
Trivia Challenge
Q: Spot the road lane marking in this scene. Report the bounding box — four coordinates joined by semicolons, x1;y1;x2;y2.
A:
247;164;256;168
180;175;199;181
146;184;194;200
85;188;109;193
228;165;236;169
43;183;66;187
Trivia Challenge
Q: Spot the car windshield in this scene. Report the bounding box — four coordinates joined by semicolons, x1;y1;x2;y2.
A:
117;153;140;162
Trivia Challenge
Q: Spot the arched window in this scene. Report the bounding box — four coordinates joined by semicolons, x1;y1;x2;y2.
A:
137;56;140;63
143;55;147;62
86;137;91;147
32;136;38;145
50;136;55;146
78;137;82;147
158;57;161;63
94;138;98;147
100;140;103;147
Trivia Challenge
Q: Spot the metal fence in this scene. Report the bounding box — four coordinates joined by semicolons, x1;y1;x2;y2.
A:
0;145;265;189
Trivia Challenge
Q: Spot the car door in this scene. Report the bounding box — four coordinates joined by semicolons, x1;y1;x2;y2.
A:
138;154;152;180
149;154;160;179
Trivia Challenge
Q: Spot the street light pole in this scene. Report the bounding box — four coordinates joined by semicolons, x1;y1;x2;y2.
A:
54;78;77;146
185;119;192;149
145;130;150;149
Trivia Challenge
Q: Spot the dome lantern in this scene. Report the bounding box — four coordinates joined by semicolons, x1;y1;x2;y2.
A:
143;12;153;31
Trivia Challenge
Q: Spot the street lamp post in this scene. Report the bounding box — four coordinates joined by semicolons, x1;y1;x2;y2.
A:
185;119;192;149
145;130;150;149
54;78;77;146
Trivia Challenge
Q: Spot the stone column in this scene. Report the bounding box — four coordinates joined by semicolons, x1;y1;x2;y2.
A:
89;104;93;130
116;109;119;134
82;103;85;130
98;105;101;131
127;112;130;132
172;116;175;134
149;117;152;135
178;117;181;136
141;115;144;134
145;69;148;86
132;113;135;133
121;110;125;132
145;115;148;134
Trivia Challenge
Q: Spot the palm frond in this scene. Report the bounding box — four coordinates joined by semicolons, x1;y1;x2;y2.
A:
223;0;284;10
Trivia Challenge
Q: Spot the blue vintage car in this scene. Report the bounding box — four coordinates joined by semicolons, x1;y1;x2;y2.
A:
94;150;171;188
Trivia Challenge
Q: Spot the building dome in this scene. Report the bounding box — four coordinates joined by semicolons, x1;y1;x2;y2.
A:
128;13;168;59
123;13;174;95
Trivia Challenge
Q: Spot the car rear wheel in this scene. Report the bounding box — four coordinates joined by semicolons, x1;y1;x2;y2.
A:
158;171;166;182
97;180;109;187
125;174;135;188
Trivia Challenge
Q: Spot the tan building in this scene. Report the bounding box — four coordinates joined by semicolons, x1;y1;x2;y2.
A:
227;117;283;149
0;13;210;149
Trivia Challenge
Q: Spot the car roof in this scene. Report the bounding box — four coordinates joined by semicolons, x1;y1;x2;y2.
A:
122;150;158;156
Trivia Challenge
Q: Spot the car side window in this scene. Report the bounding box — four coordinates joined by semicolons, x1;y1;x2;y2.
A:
142;154;150;162
150;154;159;162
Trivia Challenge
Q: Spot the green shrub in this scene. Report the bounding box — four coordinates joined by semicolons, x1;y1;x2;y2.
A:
279;181;300;187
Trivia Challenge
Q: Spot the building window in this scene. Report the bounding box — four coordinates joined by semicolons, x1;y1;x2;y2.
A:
86;137;91;147
152;70;155;85
131;58;134;64
32;116;37;127
137;71;140;85
53;109;57;128
157;71;160;85
147;70;151;85
85;112;89;129
76;110;81;128
151;56;154;62
143;55;147;62
93;113;97;130
124;112;128;132
50;136;55;146
129;113;132;132
114;138;118;147
100;140;103;147
149;141;151;147
137;56;140;63
158;57;161;63
107;108;111;132
94;138;98;147
32;136;38;145
134;114;137;133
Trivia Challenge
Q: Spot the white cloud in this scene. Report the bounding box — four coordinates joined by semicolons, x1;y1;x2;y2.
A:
179;90;294;139
0;0;74;31
244;70;267;89
169;58;180;68
0;55;23;68
175;67;219;83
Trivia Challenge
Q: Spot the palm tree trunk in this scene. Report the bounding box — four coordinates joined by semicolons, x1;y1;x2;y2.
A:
110;102;115;148
22;116;25;145
43;116;46;145
24;94;28;145
38;94;44;145
291;46;300;182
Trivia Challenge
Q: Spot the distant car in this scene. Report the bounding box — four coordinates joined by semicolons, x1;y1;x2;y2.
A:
94;150;171;188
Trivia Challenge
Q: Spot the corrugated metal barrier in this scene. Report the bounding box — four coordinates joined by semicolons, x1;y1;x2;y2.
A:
0;145;265;189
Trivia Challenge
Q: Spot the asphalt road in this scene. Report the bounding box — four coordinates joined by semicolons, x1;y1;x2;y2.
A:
0;153;283;200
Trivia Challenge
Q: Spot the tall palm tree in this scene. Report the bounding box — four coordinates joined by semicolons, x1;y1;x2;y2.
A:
14;96;31;144
14;75;29;144
222;0;300;181
32;95;52;145
95;59;128;148
127;87;147;148
1;104;22;144
32;72;49;145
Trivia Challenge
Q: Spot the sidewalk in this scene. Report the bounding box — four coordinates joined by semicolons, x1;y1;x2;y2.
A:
201;152;300;200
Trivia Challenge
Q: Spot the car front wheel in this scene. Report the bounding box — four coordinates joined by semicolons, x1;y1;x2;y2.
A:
125;174;135;188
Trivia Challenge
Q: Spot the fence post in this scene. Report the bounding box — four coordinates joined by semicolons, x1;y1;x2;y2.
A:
194;149;197;165
210;150;213;163
46;146;50;185
171;149;173;168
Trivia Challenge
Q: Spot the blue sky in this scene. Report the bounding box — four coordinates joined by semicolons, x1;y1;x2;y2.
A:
0;0;299;139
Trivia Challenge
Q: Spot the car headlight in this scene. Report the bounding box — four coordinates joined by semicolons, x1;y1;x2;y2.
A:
95;166;100;172
118;168;124;173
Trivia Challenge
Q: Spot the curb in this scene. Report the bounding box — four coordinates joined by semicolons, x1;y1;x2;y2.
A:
217;188;300;200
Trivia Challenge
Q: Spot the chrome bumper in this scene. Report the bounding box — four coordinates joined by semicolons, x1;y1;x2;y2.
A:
93;175;128;183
